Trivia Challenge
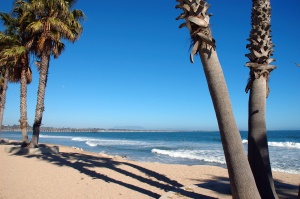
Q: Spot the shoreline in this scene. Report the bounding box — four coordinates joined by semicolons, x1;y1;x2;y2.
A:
2;131;299;175
1;139;299;199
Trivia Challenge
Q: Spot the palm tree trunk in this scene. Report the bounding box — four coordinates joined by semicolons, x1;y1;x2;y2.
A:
28;51;50;148
199;44;260;199
0;68;9;135
248;76;277;199
245;0;278;197
20;59;29;147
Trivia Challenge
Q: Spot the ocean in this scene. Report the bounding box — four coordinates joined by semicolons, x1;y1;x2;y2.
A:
1;130;299;174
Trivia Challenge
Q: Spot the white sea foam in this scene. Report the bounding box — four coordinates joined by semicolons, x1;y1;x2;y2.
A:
242;139;300;149
242;139;248;144
268;141;300;149
71;137;89;142
151;148;226;164
40;135;74;139
72;137;148;147
86;140;98;147
272;168;300;174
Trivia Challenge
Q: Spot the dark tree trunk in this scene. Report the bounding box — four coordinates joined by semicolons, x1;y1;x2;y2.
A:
28;50;50;148
248;76;277;199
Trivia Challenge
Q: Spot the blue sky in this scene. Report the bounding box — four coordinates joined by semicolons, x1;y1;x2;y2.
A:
1;0;299;130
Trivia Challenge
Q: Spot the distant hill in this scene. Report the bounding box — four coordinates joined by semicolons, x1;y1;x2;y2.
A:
112;126;145;130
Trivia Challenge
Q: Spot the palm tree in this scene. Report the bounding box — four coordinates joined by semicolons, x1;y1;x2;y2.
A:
175;0;260;198
15;0;85;147
245;0;277;198
0;14;15;136
0;19;17;136
0;66;9;135
0;12;33;147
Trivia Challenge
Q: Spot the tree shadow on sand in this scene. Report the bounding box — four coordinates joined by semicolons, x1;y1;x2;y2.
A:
7;143;299;199
192;175;299;199
10;144;216;198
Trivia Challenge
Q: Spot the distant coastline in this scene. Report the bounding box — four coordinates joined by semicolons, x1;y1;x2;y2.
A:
1;124;192;133
2;125;299;133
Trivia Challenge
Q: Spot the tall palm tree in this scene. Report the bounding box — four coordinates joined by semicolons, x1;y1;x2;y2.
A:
175;0;260;198
15;0;85;147
0;19;17;136
0;14;15;136
245;0;277;198
0;12;33;147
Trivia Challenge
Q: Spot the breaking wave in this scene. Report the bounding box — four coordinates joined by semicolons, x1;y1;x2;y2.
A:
242;140;300;149
151;148;226;164
72;137;148;147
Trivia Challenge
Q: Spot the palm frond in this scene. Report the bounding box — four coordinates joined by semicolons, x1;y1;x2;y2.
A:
25;20;43;34
52;41;65;58
49;17;76;42
72;9;86;21
0;12;18;35
0;32;20;46
0;13;17;27
1;45;26;59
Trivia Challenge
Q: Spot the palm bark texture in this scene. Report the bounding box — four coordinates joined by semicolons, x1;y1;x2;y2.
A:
245;0;277;198
175;0;260;198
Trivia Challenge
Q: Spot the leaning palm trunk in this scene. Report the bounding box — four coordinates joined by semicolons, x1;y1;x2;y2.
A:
0;68;9;134
200;40;260;199
245;0;277;198
19;56;30;147
28;50;50;148
176;0;260;198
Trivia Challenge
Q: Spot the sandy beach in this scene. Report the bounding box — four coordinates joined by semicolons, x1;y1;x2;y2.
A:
1;141;299;199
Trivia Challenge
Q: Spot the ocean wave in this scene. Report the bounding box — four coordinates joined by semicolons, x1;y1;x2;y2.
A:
242;139;248;144
86;140;98;147
151;148;226;164
268;141;300;149
71;137;89;142
72;137;148;147
272;168;300;174
242;140;300;149
39;135;74;139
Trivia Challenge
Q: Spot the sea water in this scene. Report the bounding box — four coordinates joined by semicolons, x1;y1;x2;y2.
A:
1;130;299;174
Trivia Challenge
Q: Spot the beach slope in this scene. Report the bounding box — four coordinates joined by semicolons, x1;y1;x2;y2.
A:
0;142;299;199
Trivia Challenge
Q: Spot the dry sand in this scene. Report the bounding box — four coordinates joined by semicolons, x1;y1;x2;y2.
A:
0;141;299;199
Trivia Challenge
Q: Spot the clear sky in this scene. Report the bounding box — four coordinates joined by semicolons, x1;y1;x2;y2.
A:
1;0;299;130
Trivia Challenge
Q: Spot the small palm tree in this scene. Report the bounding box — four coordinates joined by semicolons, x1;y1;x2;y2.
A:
175;0;260;198
245;0;278;198
15;0;85;147
0;66;9;134
0;12;33;146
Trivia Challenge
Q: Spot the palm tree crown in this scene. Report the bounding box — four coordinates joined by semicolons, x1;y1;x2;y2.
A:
245;0;276;97
16;0;85;59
